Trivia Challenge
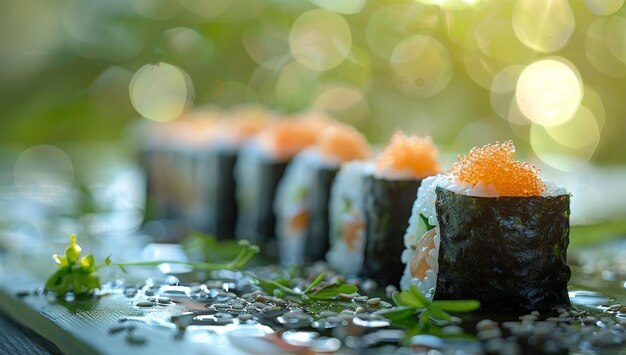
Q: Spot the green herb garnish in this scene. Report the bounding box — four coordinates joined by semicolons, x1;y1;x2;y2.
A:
419;213;435;231
375;284;480;344
45;234;101;296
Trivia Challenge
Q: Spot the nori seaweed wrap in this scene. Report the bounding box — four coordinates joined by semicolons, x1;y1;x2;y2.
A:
254;159;290;244
401;141;572;312
361;175;422;286
200;148;239;241
303;166;339;261
434;187;571;312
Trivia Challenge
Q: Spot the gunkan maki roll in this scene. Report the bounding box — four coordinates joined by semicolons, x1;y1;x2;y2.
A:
361;132;442;285
275;123;371;265
401;141;571;312
235;113;332;248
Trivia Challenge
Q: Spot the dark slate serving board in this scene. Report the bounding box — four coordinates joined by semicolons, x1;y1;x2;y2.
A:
0;258;244;355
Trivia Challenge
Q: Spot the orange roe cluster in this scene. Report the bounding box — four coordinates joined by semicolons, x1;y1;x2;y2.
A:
223;106;273;143
451;140;545;197
318;124;371;162
375;132;442;179
261;114;333;160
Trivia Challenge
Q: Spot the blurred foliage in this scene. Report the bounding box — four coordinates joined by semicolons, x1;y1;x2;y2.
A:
0;0;625;166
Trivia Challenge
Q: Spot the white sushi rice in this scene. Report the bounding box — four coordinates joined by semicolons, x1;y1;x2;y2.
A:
400;174;567;298
274;148;339;265
234;141;265;240
326;161;373;275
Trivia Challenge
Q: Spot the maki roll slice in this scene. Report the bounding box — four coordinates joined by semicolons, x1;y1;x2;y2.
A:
275;124;371;265
401;141;571;312
361;132;442;285
196;105;272;240
235;113;331;249
326;161;373;275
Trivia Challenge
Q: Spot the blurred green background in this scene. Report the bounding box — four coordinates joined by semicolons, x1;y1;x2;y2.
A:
1;0;625;164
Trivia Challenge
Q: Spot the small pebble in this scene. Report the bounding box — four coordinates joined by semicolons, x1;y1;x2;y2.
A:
531;310;540;317
253;302;266;308
478;328;502;341
385;285;398;298
367;297;381;306
255;295;266;302
608;304;623;311
15;291;30;298
519;314;537;322
272;297;287;305
476;319;498;331
355;306;365;313
354;296;369;302
232;304;244;310
238;313;253;321
108;325;129;334
320;311;338;317
157;297;170;304
125;333;147;345
338;293;354;301
136;301;154;307
546;316;572;323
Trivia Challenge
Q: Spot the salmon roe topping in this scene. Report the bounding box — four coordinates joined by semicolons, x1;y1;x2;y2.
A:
260;116;331;160
375;132;442;179
451;140;545;197
318;124;371;162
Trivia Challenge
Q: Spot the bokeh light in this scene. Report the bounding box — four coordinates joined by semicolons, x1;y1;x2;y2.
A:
583;0;625;16
366;4;439;60
516;58;583;127
606;16;626;65
545;106;600;148
289;10;352;71
313;85;369;126
129;62;194;122
131;0;182;20
490;65;525;121
179;0;230;19
585;18;626;78
530;119;599;172
310;0;366;14
512;0;575;53
13;145;74;202
390;35;453;98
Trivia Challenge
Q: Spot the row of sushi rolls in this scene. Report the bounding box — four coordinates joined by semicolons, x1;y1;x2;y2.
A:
134;105;571;311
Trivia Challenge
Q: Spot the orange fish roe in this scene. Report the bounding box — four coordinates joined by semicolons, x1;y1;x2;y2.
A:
318;125;371;162
260;117;331;160
451;140;545;197
224;106;273;142
375;132;442;179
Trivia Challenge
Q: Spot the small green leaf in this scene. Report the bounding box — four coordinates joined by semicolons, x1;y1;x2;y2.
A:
431;300;480;312
409;284;429;306
65;234;81;264
427;306;451;321
302;272;326;295
395;289;428;309
419;309;431;326
373;306;417;321
309;284;357;299
104;255;112;266
53;254;68;267
80;255;96;273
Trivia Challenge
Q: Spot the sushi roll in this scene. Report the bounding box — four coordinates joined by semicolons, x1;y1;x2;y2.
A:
275;124;371;265
196;105;272;240
401;141;571;312
361;132;442;285
235;113;331;248
326;161;373;275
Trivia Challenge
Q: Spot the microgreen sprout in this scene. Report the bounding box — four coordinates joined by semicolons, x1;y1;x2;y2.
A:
375;284;480;344
45;234;101;296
